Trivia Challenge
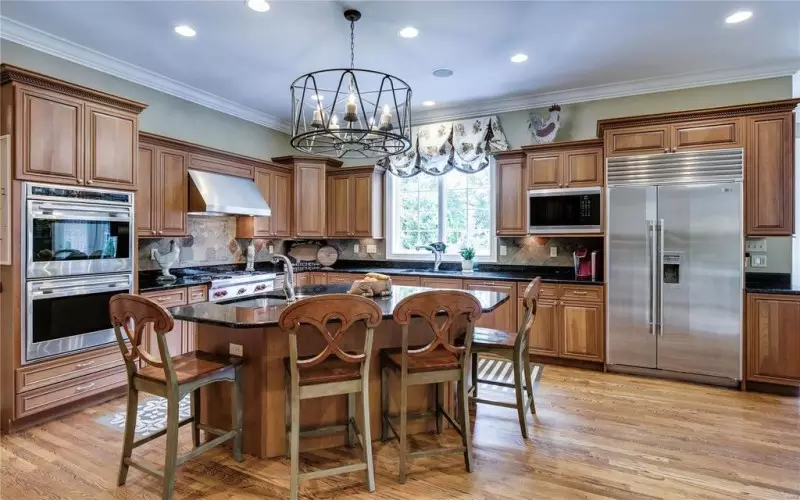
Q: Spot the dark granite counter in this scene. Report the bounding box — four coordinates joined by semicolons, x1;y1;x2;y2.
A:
139;275;214;292
169;284;509;328
745;273;800;296
324;266;602;285
138;262;283;293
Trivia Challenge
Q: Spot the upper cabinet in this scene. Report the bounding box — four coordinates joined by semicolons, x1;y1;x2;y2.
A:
326;165;385;238
236;163;293;239
604;120;742;157
137;139;188;238
273;156;342;238
495;151;527;236
1;64;146;190
524;139;604;190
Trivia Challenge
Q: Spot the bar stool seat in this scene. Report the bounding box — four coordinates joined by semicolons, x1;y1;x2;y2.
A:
472;327;517;348
283;357;362;386
382;346;459;373
138;351;241;384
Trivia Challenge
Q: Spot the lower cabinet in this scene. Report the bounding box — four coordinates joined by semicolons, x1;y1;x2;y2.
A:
420;277;463;289
560;300;604;361
520;297;558;356
295;273;310;286
390;275;420;286
309;272;328;285
746;293;800;386
140;285;207;361
463;280;517;333
326;272;364;284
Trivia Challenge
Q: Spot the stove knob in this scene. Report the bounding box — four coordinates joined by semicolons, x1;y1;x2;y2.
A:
237;287;247;295
255;284;266;291
213;290;228;298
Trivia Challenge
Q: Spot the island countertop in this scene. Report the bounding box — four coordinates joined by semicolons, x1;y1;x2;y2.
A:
169;284;510;328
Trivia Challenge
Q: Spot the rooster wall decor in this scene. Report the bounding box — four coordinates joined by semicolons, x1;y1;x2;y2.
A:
528;104;561;144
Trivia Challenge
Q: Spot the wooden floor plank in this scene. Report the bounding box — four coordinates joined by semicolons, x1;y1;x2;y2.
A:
1;365;798;499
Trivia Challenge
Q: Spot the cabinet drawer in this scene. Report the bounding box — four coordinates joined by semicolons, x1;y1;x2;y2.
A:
523;283;558;299
327;273;363;284
560;285;603;302
421;277;463;289
390;275;420;286
15;366;127;419
670;118;742;151
187;285;208;304
16;345;124;393
142;288;188;308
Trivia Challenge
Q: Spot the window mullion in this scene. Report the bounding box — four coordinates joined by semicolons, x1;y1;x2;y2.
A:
438;175;445;244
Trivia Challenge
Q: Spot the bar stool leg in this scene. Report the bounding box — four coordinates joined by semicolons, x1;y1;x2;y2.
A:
471;352;479;398
284;381;291;459
347;393;356;448
162;394;180;500
513;350;529;439
360;382;376;492
289;384;301;500
398;374;408;483
435;383;444;434
457;372;473;473
190;389;201;447
380;365;389;442
232;369;244;462
524;355;536;415
117;385;138;486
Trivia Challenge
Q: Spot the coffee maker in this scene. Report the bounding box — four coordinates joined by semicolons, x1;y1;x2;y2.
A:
573;248;599;281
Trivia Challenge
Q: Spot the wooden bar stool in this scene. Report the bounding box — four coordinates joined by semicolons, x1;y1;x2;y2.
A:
469;278;541;439
109;294;243;500
380;290;482;483
278;294;382;500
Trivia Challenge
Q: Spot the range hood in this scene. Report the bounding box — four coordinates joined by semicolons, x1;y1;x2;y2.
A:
188;170;271;217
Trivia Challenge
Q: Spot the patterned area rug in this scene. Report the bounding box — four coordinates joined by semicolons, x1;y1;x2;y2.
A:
96;359;542;438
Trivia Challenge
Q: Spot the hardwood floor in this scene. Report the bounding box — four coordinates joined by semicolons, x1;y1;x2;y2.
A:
1;365;798;499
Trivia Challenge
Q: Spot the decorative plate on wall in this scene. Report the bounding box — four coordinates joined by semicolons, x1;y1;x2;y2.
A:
317;245;339;267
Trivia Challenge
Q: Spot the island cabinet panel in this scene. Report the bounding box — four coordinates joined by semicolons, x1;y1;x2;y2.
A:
84;103;137;190
496;153;527;236
463;280;517;333
140;288;189;361
746;293;800;386
745;113;794;236
420;277;463;289
605;125;670;157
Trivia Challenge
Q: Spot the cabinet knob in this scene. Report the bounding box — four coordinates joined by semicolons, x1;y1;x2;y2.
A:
77;179;83;183
86;180;94;184
151;230;156;235
671;148;677;153
663;148;669;153
158;230;163;235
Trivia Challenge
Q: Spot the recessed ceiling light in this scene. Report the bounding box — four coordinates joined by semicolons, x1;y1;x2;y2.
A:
399;26;419;38
510;53;529;63
174;25;196;37
246;0;270;12
725;10;752;24
422;100;436;107
432;68;453;78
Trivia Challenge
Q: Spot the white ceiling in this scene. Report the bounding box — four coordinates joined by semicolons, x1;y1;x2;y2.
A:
2;0;799;132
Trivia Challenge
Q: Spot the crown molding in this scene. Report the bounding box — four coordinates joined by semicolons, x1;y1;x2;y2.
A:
0;16;291;133
413;60;800;125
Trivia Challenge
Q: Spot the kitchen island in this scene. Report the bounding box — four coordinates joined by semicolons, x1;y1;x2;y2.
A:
170;284;509;458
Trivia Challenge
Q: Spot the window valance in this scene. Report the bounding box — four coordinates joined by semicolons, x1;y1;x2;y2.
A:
379;116;510;177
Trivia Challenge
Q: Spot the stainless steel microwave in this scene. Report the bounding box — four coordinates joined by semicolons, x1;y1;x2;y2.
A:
528;187;602;234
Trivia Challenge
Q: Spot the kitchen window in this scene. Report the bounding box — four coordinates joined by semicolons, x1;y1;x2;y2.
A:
386;165;496;261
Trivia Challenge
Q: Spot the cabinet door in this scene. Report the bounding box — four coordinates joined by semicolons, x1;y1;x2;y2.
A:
157;147;188;237
670;118;742;152
295;273;310;286
563;149;603;187
144;320;184;361
520;297;558;356
526;152;562;189
182;321;196;354
746;294;800;386
252;168;273;237
327;175;351;237
309;272;328;285
326;273;363;284
17;86;84;184
390;275;420;286
745;113;793;236
420;277;463;289
559;300;604;361
271;170;293;237
295;163;326;237
84;103;137;190
496;157;527;236
136;144;157;237
352;173;374;237
605;126;669;157
463;281;516;333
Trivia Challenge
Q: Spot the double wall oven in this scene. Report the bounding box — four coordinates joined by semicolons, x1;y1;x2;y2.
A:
23;183;134;364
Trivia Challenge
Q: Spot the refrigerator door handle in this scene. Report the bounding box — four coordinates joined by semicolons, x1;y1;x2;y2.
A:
658;218;665;336
648;220;657;335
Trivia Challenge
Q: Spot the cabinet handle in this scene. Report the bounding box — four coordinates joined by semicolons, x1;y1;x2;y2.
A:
664;148;669;153
571;291;588;295
75;382;96;393
77;179;83;183
86;180;94;185
75;361;95;369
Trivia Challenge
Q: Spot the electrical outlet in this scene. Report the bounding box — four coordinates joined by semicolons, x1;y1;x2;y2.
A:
353;244;360;253
366;244;377;254
500;245;507;256
745;239;767;252
751;254;768;268
550;247;558;257
229;343;243;356
268;244;274;253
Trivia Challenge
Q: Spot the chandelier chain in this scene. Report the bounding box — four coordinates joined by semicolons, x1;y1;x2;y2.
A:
349;19;355;69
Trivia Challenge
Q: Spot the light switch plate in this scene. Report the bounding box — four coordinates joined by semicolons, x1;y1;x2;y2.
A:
550;247;558;257
366;244;377;254
500;245;507;256
751;254;768;268
353;244;360;253
268;244;274;253
745;239;767;252
229;343;243;356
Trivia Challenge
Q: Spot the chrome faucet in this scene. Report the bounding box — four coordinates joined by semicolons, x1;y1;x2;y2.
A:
272;254;296;302
416;242;446;271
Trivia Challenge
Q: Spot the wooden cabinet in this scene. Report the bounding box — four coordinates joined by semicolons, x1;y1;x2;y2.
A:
236;164;293;239
326;272;363;285
2;65;145;189
137;142;189;237
746;293;800;386
524;140;604;189
606;120;742;157
495;152;527;236
295;273;310;286
273;156;343;238
559;300;604;361
390;275;420;286
140;288;191;362
563;149;603;187
309;272;328;285
463;280;517;333
520;297;558;356
745;113;794;236
604;125;670;157
526;152;561;189
420;277;463;289
326;166;385;238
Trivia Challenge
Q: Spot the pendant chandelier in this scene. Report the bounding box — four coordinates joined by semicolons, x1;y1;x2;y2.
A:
290;9;412;159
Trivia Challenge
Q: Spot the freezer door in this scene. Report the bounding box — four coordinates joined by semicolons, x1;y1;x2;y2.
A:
607;186;658;368
656;183;742;380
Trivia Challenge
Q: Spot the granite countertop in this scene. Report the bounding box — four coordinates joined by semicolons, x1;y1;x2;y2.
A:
169;284;510;328
323;266;603;285
745;273;800;296
139;275;214;293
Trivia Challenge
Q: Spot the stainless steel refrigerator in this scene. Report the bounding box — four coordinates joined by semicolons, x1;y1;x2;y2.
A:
606;149;743;386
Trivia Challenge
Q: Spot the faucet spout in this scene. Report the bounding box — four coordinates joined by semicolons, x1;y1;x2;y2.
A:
272;254;296;302
416;242;446;271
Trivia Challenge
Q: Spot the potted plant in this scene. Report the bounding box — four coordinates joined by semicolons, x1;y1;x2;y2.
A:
459;245;475;273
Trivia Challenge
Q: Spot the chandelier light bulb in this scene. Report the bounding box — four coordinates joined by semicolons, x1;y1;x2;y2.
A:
311;105;324;128
379;105;393;131
344;93;358;122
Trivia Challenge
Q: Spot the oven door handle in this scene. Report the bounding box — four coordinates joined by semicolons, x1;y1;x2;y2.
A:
31;211;130;221
31;282;130;299
30;202;131;220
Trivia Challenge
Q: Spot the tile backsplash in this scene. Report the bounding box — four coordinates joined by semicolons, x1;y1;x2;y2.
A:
496;237;603;266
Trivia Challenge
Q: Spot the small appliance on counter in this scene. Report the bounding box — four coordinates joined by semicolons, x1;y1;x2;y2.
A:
573;248;599;280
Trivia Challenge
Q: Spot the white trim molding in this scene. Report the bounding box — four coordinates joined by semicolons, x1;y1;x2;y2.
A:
0;16;291;133
413;61;800;125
